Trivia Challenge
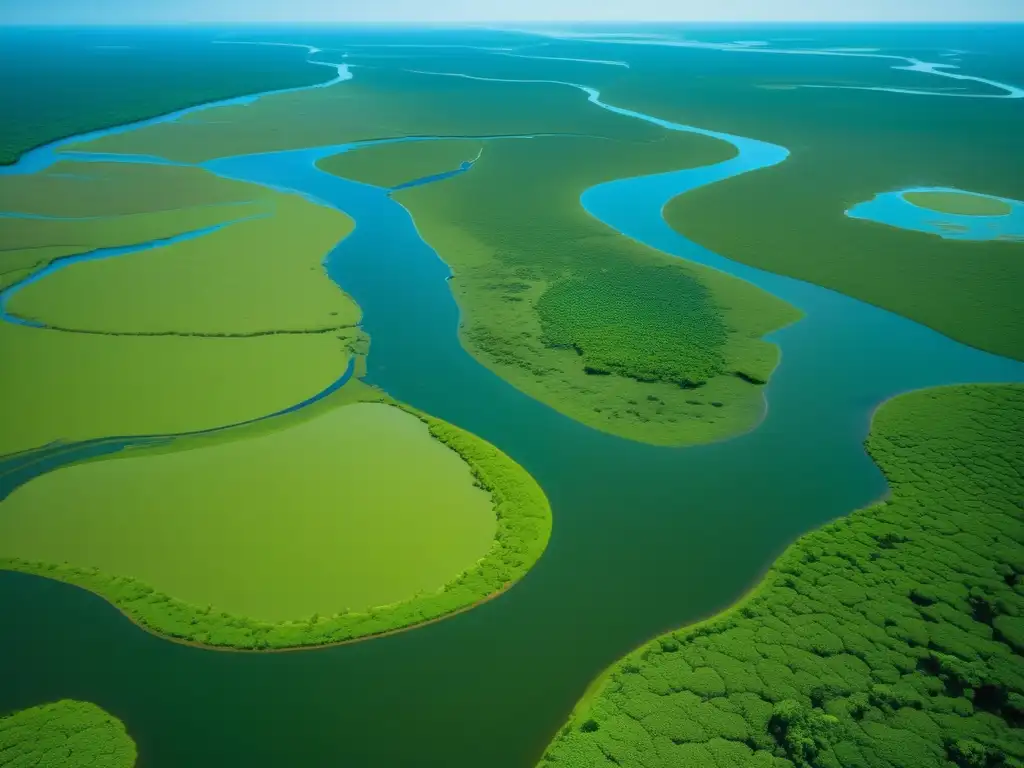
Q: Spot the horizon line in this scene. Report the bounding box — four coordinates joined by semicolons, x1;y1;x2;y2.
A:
3;19;1024;27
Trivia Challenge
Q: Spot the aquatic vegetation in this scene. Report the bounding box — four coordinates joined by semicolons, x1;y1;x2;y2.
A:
319;139;484;188
396;133;798;445
540;384;1024;767
2;391;552;651
0;699;136;767
0;27;333;164
903;190;1013;217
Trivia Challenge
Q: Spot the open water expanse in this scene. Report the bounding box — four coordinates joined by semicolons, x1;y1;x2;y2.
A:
1;34;1023;768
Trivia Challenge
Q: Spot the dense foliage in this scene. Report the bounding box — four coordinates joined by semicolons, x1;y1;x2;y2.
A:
537;263;727;387
0;404;551;650
0;700;136;767
0;28;332;165
541;384;1024;767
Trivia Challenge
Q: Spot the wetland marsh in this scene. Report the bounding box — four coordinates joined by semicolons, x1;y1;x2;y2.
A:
0;22;1022;768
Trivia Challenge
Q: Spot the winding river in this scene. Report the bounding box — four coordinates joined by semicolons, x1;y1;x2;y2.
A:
1;44;1023;768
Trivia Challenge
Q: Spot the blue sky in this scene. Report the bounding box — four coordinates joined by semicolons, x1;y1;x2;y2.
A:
1;0;1022;24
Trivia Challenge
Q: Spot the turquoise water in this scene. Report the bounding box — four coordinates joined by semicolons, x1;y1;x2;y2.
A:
848;186;1024;241
1;39;1023;768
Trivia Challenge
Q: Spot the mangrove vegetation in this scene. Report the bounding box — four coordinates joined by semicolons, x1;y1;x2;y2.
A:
0;699;136;767
541;384;1024;768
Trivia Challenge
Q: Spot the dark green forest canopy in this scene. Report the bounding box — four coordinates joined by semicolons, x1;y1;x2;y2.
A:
0;699;136;767
541;384;1024;768
0;28;332;165
537;263;728;385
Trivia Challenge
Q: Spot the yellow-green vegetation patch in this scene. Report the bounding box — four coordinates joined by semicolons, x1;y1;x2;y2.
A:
69;67;665;163
540;384;1024;768
318;139;484;188
0;402;497;621
9;194;358;335
0;161;262;217
1;395;552;649
0;161;277;292
396;134;797;446
0;322;355;456
903;190;1013;217
0;699;136;767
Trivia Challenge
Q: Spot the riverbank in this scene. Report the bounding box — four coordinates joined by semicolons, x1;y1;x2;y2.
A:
538;382;1024;768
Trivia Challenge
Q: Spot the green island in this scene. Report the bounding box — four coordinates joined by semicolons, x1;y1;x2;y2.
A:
0;161;361;456
317;139;484;188
902;191;1013;217
0;699;136;767
0;27;333;165
0;378;552;649
540;383;1024;768
387;134;799;445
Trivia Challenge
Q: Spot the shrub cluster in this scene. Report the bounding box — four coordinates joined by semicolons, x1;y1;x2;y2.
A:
537;263;727;387
541;384;1024;767
0;699;136;767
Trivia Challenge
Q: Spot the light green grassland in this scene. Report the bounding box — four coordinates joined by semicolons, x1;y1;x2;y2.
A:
384;135;798;445
0;161;361;456
0;402;495;622
0;700;136;768
10;194;359;334
0;203;269;291
540;384;1024;768
902;190;1013;217
1;381;552;649
68;67;664;162
317;139;484;188
0;161;273;291
0;161;262;217
0;322;356;457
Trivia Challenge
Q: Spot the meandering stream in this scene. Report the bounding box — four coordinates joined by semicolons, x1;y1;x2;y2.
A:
1;44;1023;768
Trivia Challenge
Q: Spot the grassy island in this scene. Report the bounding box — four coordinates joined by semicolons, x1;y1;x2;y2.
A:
540;384;1024;767
902;191;1013;217
0;699;136;767
318;139;484;188
390;134;799;445
0;384;552;650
